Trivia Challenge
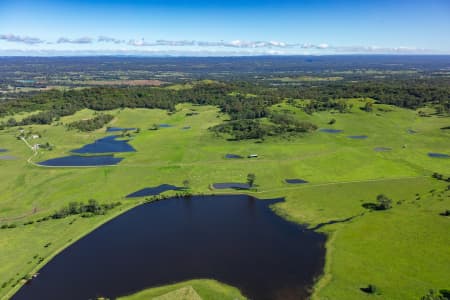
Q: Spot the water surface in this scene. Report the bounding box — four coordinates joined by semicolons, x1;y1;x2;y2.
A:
0;155;16;160
347;135;368;139
38;155;123;166
285;179;308;184
106;127;136;132
212;182;250;189
72;135;135;154
126;184;185;197
428;152;450;158
225;154;243;159
13;195;325;300
374;147;392;152
319;129;342;133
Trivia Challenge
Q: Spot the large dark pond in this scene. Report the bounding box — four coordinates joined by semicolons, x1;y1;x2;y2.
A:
72;135;136;154
13;195;325;300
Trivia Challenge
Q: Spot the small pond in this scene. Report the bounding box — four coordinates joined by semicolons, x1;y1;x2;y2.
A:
0;148;7;152
0;155;16;160
72;135;136;154
212;182;250;189
347;135;368;139
38;155;123;167
182;126;191;130
159;124;173;128
319;128;343;133
106;127;137;132
408;129;417;134
428;152;450;158
374;147;392;152
126;184;185;198
285;179;308;184
225;154;243;159
12;195;325;300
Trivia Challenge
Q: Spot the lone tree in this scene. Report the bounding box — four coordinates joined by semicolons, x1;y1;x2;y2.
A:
376;194;392;210
182;179;190;188
247;173;256;187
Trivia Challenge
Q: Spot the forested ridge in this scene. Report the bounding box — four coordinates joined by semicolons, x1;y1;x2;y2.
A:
0;79;449;134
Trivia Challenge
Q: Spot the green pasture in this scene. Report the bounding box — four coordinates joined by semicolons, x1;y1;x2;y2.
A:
0;100;448;299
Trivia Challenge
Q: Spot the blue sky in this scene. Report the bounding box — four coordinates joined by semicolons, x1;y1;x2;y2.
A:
1;0;449;55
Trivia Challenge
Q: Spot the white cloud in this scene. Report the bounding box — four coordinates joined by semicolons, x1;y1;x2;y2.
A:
0;34;44;44
1;33;444;55
98;36;125;44
57;37;93;44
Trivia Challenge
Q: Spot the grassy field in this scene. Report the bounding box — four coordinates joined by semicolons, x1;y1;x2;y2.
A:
117;279;245;300
0;100;449;299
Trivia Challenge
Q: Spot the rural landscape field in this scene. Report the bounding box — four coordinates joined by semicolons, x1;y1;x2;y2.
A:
1;56;449;300
1;1;450;300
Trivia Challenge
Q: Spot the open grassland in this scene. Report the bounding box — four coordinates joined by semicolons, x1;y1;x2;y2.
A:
117;279;245;300
0;100;449;299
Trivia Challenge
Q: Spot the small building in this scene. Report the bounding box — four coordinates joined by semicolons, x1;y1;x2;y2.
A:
248;154;258;158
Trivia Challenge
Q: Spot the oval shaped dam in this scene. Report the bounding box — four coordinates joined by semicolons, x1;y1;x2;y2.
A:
319;128;343;133
212;182;250;189
106;127;137;132
13;195;325;300
428;152;450;158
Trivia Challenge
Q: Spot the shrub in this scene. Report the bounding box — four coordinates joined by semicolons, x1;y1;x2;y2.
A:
421;289;449;300
361;284;379;294
376;194;392;210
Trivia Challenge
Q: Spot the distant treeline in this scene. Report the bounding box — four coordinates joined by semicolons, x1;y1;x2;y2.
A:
67;114;114;132
278;79;450;111
0;82;278;124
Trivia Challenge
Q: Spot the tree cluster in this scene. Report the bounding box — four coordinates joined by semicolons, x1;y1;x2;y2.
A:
51;199;121;219
67;114;114;132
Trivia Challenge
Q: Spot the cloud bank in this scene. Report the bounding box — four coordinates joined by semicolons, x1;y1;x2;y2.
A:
0;34;44;45
57;37;93;44
0;33;442;55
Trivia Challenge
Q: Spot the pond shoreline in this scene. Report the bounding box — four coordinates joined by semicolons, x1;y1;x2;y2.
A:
11;193;326;300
